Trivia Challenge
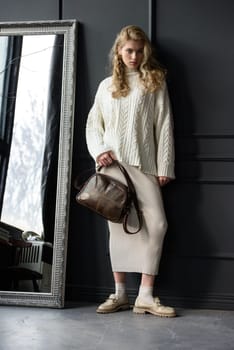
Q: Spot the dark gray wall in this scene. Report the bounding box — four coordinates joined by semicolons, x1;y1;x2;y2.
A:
154;0;234;309
0;0;59;21
1;0;234;309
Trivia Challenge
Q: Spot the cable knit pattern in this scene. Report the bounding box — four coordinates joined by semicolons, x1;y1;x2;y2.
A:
86;71;175;178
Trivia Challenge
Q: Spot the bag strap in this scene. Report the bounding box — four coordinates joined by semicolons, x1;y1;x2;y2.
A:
99;161;143;234
116;162;143;234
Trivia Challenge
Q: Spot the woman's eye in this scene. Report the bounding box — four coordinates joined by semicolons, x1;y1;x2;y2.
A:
125;48;143;55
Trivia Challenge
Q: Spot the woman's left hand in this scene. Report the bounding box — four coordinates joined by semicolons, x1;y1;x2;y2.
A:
157;176;171;187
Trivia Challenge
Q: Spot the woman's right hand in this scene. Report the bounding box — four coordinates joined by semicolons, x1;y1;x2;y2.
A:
97;151;116;167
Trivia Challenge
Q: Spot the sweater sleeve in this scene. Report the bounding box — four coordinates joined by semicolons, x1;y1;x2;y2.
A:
155;82;175;179
86;83;112;161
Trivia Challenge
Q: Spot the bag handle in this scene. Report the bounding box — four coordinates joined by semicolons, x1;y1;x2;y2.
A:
99;160;143;234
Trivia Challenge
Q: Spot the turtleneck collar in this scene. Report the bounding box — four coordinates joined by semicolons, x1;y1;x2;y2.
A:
125;67;139;75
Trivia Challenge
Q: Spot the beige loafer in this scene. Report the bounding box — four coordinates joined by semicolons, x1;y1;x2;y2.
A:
133;297;176;317
96;294;130;314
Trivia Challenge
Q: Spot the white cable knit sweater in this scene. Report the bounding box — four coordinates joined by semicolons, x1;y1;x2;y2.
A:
86;71;175;178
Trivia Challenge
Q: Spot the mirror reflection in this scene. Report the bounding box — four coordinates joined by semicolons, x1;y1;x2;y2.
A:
0;33;64;293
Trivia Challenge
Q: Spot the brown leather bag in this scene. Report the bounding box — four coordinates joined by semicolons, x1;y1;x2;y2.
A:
75;161;142;234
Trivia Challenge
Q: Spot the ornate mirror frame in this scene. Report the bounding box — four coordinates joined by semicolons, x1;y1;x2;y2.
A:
0;20;77;308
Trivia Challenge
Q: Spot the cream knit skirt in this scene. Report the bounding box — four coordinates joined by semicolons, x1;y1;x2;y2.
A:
101;163;168;276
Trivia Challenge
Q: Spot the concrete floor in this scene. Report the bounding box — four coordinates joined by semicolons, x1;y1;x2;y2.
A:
0;303;234;350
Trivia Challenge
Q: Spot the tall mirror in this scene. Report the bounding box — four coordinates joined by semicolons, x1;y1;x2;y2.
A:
0;20;77;307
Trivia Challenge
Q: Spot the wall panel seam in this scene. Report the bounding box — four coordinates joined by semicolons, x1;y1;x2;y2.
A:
59;0;63;20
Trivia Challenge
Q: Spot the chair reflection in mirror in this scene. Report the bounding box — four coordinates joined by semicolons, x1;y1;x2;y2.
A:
0;223;53;292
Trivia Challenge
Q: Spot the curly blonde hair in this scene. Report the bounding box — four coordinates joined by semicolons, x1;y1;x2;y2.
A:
109;25;166;98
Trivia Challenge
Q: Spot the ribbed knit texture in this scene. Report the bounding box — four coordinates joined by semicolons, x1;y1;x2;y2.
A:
86;71;175;178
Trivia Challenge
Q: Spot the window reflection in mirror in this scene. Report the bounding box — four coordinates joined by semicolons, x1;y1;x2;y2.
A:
1;35;55;236
0;34;61;293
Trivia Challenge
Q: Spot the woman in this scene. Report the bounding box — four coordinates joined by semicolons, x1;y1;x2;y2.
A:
86;25;176;317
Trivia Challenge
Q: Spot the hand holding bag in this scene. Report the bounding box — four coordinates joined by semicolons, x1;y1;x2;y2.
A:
75;161;142;234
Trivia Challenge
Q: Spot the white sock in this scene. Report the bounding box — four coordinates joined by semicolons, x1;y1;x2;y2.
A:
138;285;154;304
115;282;127;298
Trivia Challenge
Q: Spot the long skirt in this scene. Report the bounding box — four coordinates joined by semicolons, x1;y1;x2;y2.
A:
101;163;168;276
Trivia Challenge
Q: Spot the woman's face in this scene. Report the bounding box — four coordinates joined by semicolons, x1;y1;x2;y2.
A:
118;39;144;70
